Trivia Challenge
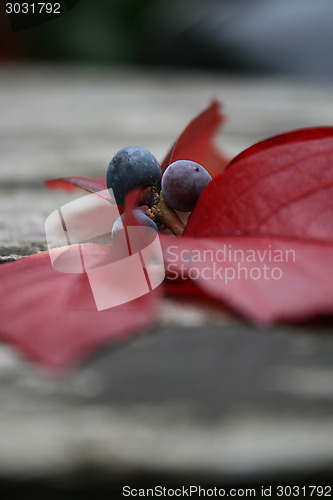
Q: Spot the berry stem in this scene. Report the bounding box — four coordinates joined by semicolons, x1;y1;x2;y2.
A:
144;189;185;236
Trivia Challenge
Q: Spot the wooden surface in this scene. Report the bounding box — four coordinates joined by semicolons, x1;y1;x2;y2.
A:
1;64;333;495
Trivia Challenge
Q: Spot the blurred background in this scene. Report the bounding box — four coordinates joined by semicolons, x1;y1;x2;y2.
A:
1;0;333;78
1;1;333;499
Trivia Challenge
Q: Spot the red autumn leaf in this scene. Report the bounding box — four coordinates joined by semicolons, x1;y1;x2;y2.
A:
174;127;333;325
161;234;333;326
0;245;159;371
227;127;333;169
45;176;109;200
122;188;145;225
161;100;230;177
184;129;333;242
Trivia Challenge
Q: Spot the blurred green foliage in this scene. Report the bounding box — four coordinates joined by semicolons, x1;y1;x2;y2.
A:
16;0;155;64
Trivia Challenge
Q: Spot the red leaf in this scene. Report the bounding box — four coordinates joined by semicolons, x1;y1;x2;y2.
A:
161;100;230;177
0;245;159;371
227;127;333;168
122;188;145;226
185;130;333;242
161;234;333;325
46;177;109;201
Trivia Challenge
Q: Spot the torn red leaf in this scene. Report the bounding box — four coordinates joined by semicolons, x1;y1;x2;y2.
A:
0;245;159;371
161;234;333;326
185;130;333;242
161;100;230;177
46;176;109;200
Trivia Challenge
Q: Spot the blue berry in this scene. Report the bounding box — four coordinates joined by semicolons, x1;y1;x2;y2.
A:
106;146;161;206
112;210;158;240
161;160;212;211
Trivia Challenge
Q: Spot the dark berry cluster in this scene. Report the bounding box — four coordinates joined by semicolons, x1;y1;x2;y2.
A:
106;146;212;236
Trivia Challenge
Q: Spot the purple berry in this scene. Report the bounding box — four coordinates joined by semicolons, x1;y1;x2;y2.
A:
161;160;212;211
112;210;158;240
